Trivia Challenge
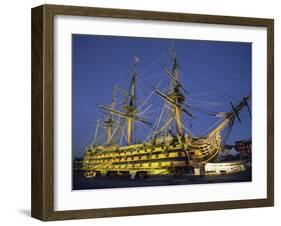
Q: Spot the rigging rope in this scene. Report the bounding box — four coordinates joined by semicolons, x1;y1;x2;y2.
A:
188;88;230;97
180;66;239;102
138;49;168;78
198;118;225;136
174;117;195;136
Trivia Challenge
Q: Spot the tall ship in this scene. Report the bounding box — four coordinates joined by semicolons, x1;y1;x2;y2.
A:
81;48;251;179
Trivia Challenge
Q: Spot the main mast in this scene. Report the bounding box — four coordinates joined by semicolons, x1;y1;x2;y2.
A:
97;57;150;145
104;89;116;144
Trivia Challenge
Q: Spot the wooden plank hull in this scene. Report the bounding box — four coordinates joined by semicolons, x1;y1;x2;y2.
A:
82;132;222;177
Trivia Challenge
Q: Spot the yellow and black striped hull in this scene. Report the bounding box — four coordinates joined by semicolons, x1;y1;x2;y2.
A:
82;133;222;178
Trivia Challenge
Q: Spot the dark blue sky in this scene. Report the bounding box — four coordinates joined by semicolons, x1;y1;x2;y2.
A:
72;34;252;158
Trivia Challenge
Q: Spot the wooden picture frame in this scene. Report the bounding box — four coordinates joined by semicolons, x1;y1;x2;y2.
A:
31;4;274;221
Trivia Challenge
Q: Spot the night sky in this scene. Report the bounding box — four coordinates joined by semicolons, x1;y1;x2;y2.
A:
72;34;252;158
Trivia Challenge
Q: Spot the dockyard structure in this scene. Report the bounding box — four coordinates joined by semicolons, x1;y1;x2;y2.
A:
204;161;247;175
236;140;252;159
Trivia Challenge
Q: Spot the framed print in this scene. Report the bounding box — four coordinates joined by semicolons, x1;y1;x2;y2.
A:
31;4;274;221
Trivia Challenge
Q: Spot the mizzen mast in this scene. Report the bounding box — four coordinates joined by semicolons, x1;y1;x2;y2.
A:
93;88;116;145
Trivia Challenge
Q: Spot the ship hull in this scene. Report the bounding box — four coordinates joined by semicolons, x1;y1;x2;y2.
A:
82;133;222;178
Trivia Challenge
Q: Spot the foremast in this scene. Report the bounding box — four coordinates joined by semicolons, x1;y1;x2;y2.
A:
169;49;185;136
153;48;192;138
123;60;137;144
